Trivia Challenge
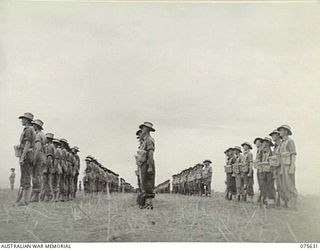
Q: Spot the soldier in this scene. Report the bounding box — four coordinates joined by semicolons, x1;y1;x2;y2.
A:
232;146;243;202
269;129;283;207
9;168;16;191
79;181;82;192
137;122;156;209
277;125;298;209
42;133;55;201
202;160;213;197
72;146;80;198
224;148;235;200
30;119;46;203
59;139;69;202
195;164;204;196
52;138;62;202
66;147;74;200
259;137;276;208
16;112;36;206
84;156;93;195
253;137;264;203
241;142;254;202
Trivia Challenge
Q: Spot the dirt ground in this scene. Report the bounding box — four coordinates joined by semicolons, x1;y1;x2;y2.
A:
0;189;319;242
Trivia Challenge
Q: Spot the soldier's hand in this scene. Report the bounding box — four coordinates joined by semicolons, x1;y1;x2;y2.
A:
147;167;153;173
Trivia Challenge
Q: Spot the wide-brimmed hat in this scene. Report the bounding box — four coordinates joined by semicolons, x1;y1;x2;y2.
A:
233;146;242;153
269;129;281;137
253;137;263;144
72;146;80;152
203;159;212;164
241;142;252;149
10;168;15;171
52;138;61;144
263;137;274;146
46;133;54;140
19;112;34;121
85;157;92;162
32;119;44;130
277;125;292;135
60;138;68;145
224;147;233;154
139;122;155;132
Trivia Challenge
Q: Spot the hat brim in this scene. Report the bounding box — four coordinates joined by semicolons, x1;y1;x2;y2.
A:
10;168;15;170
277;126;292;135
19;116;33;121
254;138;263;144
32;123;43;130
233;148;242;153
203;160;212;164
263;139;274;147
269;132;280;137
139;124;155;132
241;143;252;149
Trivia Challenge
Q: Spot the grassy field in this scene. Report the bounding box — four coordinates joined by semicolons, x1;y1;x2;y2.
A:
0;189;319;242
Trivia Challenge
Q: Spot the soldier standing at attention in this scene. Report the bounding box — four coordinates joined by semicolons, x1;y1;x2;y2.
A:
59;139;68;202
9;168;16;191
259;137;276;208
52;138;62;202
202;160;213;197
72;146;80;199
30;119;46;203
138;122;156;209
17;113;36;206
232;146;243;202
253;137;263;203
224;148;234;200
269;129;283;207
42;133;55;201
241;142;254;203
277;125;298;209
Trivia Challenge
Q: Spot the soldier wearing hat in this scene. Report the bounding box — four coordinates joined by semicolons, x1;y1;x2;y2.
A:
269;129;284;207
278;125;298;209
66;147;74;200
224;148;236;200
232;146;243;201
16;112;36;206
9;168;16;191
137;122;156;209
52;138;62;202
84;156;93;195
59;139;68;201
241;142;254;202
71;146;80;199
30;119;46;202
202;160;213;197
41;133;55;201
253;137;263;203
259;137;276;208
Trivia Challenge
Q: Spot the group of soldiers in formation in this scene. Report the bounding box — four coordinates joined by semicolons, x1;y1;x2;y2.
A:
15;112;81;206
14;112;297;210
171;160;213;197
15;112;134;206
83;156;134;195
223;125;298;209
134;122;156;209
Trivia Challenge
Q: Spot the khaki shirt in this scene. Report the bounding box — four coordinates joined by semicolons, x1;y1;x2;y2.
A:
19;125;36;150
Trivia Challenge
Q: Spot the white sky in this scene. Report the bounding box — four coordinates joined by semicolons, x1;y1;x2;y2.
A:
0;2;319;194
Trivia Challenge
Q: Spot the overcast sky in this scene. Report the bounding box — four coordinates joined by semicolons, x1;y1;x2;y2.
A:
0;2;319;194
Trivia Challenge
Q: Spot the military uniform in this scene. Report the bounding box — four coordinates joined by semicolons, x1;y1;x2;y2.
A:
224;148;235;200
202;160;213;196
253;137;263;203
278;125;298;208
72;147;80;198
241;142;254;202
17;113;36;205
59;139;68;201
31;119;46;202
259;137;276;207
52;139;62;201
232;146;243;201
42;133;55;201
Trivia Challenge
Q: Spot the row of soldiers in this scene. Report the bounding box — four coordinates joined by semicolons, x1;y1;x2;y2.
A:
224;124;298;209
172;160;213;197
154;180;170;194
15;112;80;206
83;156;121;194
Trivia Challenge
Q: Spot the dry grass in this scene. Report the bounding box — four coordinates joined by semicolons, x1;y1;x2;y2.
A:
0;189;319;242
